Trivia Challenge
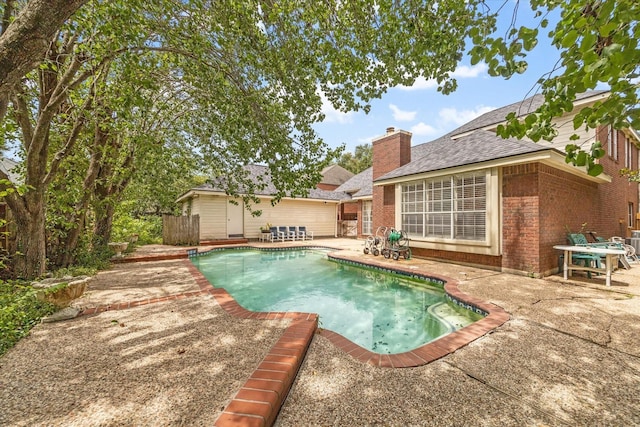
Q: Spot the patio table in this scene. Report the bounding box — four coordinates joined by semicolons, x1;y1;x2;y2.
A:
259;231;272;242
554;245;626;286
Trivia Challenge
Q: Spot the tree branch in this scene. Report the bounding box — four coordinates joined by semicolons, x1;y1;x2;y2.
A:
43;93;93;186
11;84;34;152
0;0;89;112
1;0;15;35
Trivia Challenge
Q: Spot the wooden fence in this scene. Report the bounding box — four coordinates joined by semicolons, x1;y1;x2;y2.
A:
162;214;199;245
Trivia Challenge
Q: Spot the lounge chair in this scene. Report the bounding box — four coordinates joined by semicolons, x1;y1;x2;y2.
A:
277;226;294;241
565;233;603;277
297;226;313;241
269;226;284;242
568;232;635;270
611;236;639;265
285;226;297;241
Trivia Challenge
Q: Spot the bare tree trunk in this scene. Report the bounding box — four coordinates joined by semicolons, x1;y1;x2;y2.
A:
91;136;135;251
57;121;106;266
93;203;116;251
10;192;46;279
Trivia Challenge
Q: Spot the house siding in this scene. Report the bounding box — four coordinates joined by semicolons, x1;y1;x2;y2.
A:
186;195;338;241
193;196;227;240
546;110;596;152
244;198;338;239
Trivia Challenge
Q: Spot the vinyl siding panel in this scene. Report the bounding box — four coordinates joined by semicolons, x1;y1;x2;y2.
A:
515;110;597;153
245;198;338;239
195;195;227;240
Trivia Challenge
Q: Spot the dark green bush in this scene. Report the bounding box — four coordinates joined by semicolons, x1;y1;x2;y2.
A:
111;212;162;245
0;280;58;357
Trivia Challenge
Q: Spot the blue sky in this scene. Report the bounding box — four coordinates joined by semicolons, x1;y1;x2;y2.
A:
313;4;564;153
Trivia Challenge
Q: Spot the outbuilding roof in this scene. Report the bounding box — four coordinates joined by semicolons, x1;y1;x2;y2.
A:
183;164;347;201
319;164;354;186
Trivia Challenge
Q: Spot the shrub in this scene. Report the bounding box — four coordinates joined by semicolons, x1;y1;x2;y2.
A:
111;213;162;245
0;280;58;357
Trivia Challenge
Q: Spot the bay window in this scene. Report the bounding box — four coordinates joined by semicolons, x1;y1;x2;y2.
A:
401;172;487;241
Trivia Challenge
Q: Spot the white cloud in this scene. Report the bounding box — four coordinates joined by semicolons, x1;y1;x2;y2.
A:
389;104;417;121
410;122;439;136
452;63;488;78
398;76;438;91
397;63;488;91
319;91;354;124
439;105;495;126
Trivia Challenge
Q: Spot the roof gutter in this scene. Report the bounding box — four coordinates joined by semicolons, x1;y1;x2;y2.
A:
176;189;342;204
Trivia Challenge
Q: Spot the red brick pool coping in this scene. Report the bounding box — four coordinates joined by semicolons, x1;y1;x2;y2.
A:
321;253;510;367
88;250;509;426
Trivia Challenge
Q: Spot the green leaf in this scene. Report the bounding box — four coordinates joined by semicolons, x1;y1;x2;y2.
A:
561;30;579;48
599;22;619;38
588;163;604;177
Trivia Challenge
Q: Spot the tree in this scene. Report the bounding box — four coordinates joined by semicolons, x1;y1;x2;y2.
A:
0;0;88;120
338;144;372;174
469;0;640;177
13;0;638;278
2;0;495;278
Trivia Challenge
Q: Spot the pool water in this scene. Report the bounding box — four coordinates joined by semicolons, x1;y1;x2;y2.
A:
191;249;483;354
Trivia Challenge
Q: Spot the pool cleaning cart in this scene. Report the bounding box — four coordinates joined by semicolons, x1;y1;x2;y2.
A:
364;226;388;256
381;228;411;260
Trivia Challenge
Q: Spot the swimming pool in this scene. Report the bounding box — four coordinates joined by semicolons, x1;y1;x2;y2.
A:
191;248;483;354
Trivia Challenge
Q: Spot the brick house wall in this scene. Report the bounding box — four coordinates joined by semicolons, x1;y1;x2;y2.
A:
502;147;639;276
372;128;411;231
409;247;503;269
317;183;339;191
502;164;542;274
502;163;601;275
595;126;640;237
410;160;612;276
537;164;600;274
367;125;639;277
342;202;358;220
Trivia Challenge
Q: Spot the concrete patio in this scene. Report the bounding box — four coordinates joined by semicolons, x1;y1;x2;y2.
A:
0;238;638;426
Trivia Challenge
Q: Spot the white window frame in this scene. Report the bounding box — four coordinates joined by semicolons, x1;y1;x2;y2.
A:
608;125;619;161
629;203;635;229
401;171;487;242
362;200;372;235
625;136;633;169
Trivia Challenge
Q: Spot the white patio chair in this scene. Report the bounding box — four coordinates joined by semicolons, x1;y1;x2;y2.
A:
297;226;313;240
269;226;284;242
285;226;297;241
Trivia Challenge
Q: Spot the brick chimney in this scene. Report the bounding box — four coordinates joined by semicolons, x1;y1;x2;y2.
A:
371;127;412;230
